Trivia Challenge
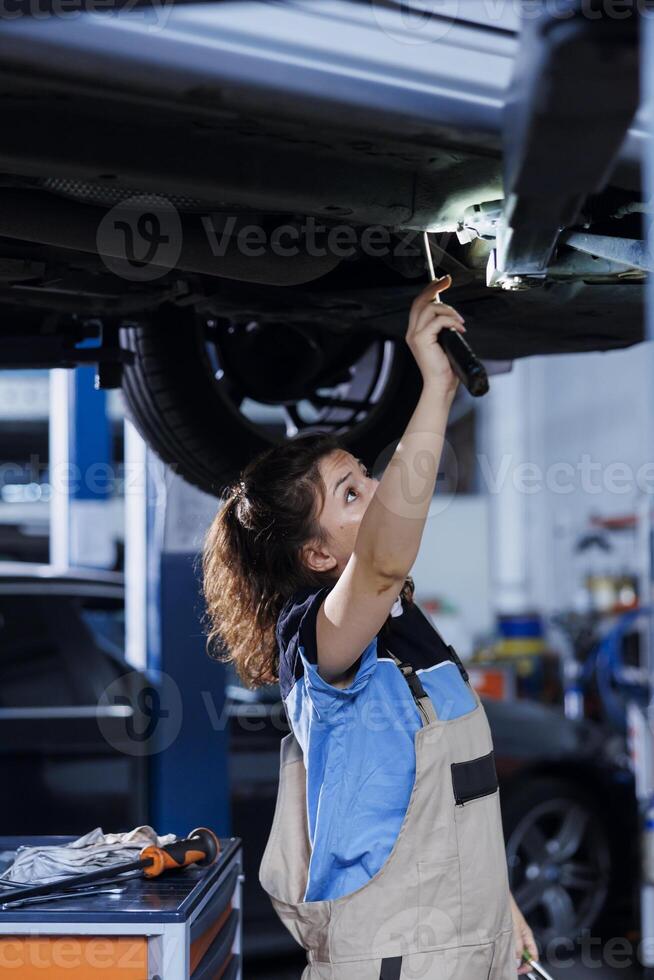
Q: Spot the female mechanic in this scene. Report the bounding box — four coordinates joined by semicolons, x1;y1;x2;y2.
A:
201;277;539;979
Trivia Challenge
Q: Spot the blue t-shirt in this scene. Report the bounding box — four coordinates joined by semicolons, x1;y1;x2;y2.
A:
276;585;476;902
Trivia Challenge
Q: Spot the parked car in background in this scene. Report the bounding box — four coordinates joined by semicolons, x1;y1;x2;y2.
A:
0;563;146;837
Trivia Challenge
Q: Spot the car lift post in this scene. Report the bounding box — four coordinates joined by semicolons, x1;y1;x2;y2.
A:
123;421;230;837
639;15;654;977
49;344;113;569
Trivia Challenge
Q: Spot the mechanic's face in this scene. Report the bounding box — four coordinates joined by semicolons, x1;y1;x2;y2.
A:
302;449;379;579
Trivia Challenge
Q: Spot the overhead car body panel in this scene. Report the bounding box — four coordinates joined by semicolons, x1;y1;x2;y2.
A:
0;1;646;360
0;1;642;227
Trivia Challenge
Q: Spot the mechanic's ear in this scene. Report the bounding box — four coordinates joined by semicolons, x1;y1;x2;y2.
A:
301;542;336;575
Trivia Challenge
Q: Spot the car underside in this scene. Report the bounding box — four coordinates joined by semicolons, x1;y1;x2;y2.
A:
0;1;647;493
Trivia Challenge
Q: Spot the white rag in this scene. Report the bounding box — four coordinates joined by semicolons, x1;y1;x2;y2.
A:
0;826;177;886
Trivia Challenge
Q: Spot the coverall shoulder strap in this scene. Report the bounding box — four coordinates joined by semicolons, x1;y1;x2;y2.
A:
417;609;470;683
384;648;438;726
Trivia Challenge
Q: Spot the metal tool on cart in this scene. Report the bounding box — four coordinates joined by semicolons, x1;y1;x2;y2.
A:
0;827;219;909
0;832;243;980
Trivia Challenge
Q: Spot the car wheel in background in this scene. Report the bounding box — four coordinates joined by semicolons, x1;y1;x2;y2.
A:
502;777;613;952
120;305;421;497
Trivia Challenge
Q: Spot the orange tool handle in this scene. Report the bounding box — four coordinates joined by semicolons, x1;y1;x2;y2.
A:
140;827;220;879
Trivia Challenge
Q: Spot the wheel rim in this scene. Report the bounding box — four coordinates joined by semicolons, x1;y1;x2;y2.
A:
506;795;611;947
201;317;399;442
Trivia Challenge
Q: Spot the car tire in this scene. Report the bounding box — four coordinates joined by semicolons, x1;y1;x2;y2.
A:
119;306;422;497
501;776;614;950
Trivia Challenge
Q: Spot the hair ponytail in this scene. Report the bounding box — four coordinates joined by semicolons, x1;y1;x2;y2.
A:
200;435;341;688
200;434;415;689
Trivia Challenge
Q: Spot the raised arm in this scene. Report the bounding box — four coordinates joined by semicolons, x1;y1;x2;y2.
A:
316;276;465;685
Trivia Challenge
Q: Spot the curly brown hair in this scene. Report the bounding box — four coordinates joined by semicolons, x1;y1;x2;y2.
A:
200;433;414;689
